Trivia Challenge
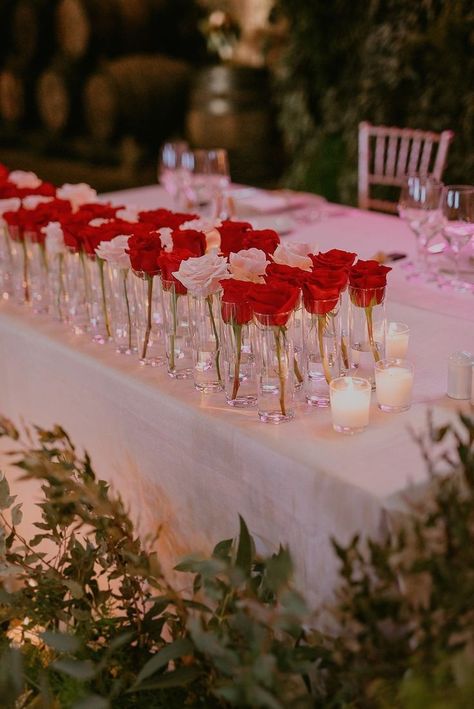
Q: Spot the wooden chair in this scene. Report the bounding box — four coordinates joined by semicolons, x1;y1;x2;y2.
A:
358;121;454;213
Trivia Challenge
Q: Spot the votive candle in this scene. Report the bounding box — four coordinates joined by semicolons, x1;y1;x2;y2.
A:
329;376;371;434
375;358;414;413
385;321;409;358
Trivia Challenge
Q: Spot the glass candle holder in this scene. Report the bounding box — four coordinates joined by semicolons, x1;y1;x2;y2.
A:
132;271;165;366
161;278;193;378
349;285;386;388
254;310;295;423
220;301;256;407
188;291;223;392
385;321;409;359
329;376;371;434
303;297;341;407
375;358;414;413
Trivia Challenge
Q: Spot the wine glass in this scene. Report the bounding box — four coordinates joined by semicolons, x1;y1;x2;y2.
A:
441;185;474;292
157;140;189;207
182;149;231;220
397;175;444;280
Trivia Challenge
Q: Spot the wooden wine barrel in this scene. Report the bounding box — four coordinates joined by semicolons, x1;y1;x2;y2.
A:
185;66;279;184
0;58;37;127
36;57;92;136
55;0;160;61
11;0;57;68
83;54;192;146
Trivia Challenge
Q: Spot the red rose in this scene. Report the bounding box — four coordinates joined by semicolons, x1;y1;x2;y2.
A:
302;270;346;315
349;260;391;306
158;249;193;294
242;228;280;256
247;281;299;326
265;262;308;288
76;203;119;221
0;180;56;200
139;208;197;230
220;279;253;325
0;164;9;182
217;220;252;257
81;219;141;256
171;229;207;257
126;230;164;275
310;249;357;271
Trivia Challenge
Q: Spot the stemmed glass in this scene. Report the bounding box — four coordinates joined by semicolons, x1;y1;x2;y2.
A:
440;185;474;292
157;141;189;208
182;149;231;220
397;175;444;280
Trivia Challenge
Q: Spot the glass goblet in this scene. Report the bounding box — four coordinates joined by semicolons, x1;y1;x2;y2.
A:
157;140;189;208
441;185;474;293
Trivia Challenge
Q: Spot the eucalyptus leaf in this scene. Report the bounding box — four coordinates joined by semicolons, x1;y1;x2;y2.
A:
52;658;96;680
11;503;22;526
131;666;201;692
135;638;194;685
72;696;109;709
41;631;80;654
235;515;252;575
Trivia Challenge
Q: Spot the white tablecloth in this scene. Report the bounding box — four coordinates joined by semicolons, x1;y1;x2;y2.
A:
1;186;473;607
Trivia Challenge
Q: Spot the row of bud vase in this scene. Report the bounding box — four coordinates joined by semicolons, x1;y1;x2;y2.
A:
133;271;165;366
220;303;256;407
303;297;341;407
188;292;222;393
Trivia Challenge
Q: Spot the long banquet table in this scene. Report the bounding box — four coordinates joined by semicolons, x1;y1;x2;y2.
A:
1;185;473;608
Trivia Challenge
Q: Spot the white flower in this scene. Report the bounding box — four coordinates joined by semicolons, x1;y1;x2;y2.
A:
229;248;269;283
272;242;313;271
173;252;230;297
23;195;54;210
8;170;41;189
0;198;21;224
116;205;140;222
158;227;173;252
95;235;131;269
89;218;111;227
44;222;66;256
57;183;98;211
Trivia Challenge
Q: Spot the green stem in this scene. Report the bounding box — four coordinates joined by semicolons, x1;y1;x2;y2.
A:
206;294;222;383
123;270;132;351
293;354;303;384
274;326;287;416
21;240;29;302
364;305;380;363
169;289;178;371
141;275;154;360
231;322;242;401
317;315;332;385
98;258;111;338
340;334;349;370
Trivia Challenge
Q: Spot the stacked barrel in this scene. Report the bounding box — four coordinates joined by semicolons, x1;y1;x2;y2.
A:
0;0;203;149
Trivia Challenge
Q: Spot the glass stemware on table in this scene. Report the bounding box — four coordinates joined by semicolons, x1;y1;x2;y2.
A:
157;141;190;208
439;185;474;293
181;148;231;220
397;174;444;281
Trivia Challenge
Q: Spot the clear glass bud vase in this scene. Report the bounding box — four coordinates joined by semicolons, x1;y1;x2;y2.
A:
132;271;165;366
26;232;49;314
64;250;91;335
254;310;295;423
108;265;136;355
339;286;350;374
348;285;386;387
48;253;68;322
8;226;30;305
293;297;305;390
188;291;223;393
86;256;113;344
220;302;256;407
303;298;341;407
161;279;193;378
0;223;14;300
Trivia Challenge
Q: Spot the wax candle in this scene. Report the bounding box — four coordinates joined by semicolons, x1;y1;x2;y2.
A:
329;376;371;434
375;359;414;413
447;351;473;400
386;322;409;359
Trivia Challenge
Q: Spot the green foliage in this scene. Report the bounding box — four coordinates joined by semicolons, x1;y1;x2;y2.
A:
275;0;474;203
0;412;473;707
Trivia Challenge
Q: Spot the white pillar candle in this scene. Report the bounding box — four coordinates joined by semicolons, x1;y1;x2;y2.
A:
375;359;414;412
329;377;371;434
447;351;473;400
386;321;409;359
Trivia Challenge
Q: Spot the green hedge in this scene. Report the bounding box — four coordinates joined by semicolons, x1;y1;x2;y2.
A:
276;0;474;203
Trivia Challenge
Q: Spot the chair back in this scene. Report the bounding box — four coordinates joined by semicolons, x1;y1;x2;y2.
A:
358;121;454;213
